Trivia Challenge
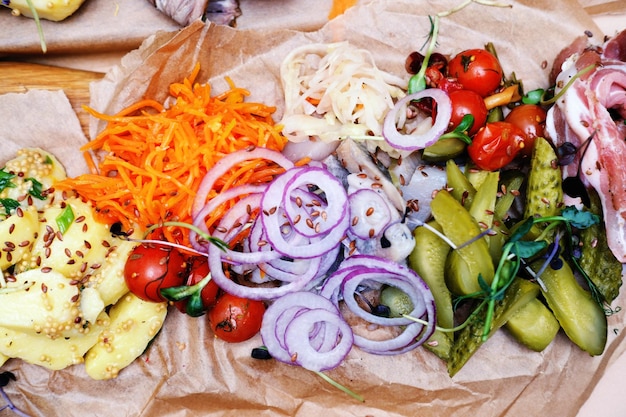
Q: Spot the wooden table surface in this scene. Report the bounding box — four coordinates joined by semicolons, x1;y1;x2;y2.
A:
0;62;104;137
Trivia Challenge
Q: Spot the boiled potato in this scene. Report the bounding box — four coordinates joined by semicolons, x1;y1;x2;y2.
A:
1;0;86;21
84;238;138;307
0;148;67;218
23;197;117;278
0;268;80;338
0;205;39;271
84;293;168;380
0;312;108;371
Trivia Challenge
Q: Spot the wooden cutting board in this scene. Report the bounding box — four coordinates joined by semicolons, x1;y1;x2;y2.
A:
0;62;104;137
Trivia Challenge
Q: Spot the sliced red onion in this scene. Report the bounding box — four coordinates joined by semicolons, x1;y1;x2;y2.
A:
319;254;437;355
354;320;432;355
284;308;353;372
260;166;349;259
192;147;294;218
348;188;392;239
259;256;322;283
260;291;351;371
190;184;266;252
341;271;427;327
282;166;348;238
208;242;317;300
383;88;451;151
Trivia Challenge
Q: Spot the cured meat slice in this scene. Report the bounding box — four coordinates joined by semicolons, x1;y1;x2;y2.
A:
546;30;626;262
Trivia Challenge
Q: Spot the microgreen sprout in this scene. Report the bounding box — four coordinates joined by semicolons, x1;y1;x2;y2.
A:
314;371;364;402
408;15;440;94
143;221;229;252
437;0;512;18
522;88;545;104
539;63;596;106
23;0;47;53
160;272;213;317
247;347;363;402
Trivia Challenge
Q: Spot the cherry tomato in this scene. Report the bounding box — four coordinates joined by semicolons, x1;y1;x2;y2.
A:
467;121;526;171
208;293;265;343
448;89;488;135
504;104;547;155
405;51;448;75
447;49;503;97
124;243;187;302
174;256;220;314
425;66;463;93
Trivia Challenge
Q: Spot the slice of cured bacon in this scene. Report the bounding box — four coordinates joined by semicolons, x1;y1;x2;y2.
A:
546;30;626;262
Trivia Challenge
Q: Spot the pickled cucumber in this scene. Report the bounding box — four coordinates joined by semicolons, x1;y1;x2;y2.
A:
533;258;607;356
447;279;540;377
430;189;495;296
524;137;562;219
505;297;560;352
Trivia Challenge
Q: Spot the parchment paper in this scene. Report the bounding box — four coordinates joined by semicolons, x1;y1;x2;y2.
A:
1;1;625;416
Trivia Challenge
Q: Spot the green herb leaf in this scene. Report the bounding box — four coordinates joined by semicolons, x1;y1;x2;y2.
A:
185;290;207;317
0;169;16;193
0;198;20;213
55;205;75;234
477;274;491;294
439;114;474;144
510;240;546;258
507;217;534;243
522;88;544;104
561;206;599;229
407;15;440;95
26;178;45;200
456;114;475;133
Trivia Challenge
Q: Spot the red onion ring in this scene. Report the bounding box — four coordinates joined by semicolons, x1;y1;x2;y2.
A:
207;242;316;300
341;271;427;327
382;88;451;151
319;254;436;355
192;147;294;218
261;291;351;371
260;166;349;259
284;308;353;372
282;166;348;238
190;184;266;251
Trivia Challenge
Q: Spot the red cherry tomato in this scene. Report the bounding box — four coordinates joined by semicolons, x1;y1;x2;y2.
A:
447;49;503;97
467;121;526;171
174;256;220;314
504;104;547;155
448;89;488;135
208;293;265;343
123;243;187;302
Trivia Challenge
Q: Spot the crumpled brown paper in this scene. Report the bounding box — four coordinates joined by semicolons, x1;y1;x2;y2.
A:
2;1;625;416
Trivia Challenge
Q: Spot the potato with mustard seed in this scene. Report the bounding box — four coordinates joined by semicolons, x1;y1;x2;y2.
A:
1;0;86;21
0;149;167;377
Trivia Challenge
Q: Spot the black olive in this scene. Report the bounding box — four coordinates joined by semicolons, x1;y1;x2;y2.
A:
371;304;391;318
0;371;16;388
251;347;273;360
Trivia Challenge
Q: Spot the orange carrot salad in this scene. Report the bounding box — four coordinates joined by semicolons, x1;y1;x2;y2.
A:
58;64;288;245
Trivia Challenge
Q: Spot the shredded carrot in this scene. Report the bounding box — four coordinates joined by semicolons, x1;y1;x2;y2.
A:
57;64;288;245
483;85;521;110
328;0;359;19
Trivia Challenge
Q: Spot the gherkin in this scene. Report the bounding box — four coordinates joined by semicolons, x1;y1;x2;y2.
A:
578;189;623;304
